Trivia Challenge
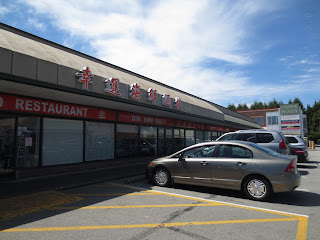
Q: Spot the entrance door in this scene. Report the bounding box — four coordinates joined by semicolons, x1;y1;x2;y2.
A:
0;116;15;178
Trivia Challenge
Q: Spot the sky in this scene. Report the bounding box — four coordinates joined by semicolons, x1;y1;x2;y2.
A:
0;0;319;108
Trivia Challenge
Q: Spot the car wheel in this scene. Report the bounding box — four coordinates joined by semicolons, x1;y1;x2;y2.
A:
243;176;272;201
153;168;171;187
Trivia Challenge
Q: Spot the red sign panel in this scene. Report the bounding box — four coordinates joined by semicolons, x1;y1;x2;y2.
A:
205;124;227;132
0;94;116;121
118;112;174;126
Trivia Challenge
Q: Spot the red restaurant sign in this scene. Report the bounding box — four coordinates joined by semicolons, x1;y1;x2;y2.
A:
0;94;116;121
118;112;174;126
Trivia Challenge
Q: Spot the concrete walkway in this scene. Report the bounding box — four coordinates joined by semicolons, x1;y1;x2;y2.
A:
0;161;148;199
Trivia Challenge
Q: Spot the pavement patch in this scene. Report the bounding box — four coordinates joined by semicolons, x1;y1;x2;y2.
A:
0;190;83;221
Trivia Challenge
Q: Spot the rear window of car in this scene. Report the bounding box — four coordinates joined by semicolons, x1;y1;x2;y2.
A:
286;136;298;143
245;142;282;157
256;133;274;143
237;133;256;142
218;133;237;141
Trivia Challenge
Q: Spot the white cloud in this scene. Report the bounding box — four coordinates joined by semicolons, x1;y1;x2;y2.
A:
19;0;317;107
27;18;46;31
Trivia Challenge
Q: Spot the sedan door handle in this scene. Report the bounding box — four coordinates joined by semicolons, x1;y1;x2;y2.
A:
200;161;210;166
236;162;246;166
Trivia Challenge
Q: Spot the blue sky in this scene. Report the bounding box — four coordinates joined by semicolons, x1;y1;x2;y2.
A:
0;0;319;108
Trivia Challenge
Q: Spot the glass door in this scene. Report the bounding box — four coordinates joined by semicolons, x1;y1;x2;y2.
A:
0;116;15;178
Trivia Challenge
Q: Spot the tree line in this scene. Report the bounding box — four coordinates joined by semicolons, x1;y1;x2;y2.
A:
227;98;320;142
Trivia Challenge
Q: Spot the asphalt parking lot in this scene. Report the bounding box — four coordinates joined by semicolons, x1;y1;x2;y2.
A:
0;148;319;240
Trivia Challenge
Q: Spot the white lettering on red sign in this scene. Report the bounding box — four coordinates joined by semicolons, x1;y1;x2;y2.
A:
144;117;153;123
155;118;165;125
15;99;88;117
132;115;141;122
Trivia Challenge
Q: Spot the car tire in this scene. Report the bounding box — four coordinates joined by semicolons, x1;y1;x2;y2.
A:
153;167;171;187
243;176;272;201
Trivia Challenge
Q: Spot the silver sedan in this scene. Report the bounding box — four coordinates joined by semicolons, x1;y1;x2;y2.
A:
146;141;301;201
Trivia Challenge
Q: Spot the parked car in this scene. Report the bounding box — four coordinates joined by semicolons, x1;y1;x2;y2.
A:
285;135;308;163
146;141;301;201
216;129;289;155
285;135;306;148
289;144;308;163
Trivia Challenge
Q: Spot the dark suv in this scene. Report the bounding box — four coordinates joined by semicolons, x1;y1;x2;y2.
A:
216;129;289;155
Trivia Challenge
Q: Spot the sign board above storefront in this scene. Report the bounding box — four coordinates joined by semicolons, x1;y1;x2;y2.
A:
0;94;116;121
118;112;174;126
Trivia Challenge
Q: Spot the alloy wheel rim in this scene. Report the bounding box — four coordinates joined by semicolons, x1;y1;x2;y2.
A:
247;179;266;198
155;170;167;184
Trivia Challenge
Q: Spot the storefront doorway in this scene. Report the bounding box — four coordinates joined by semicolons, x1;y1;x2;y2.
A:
0;115;15;179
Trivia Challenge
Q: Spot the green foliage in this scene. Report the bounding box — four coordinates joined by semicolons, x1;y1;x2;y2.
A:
306;100;320;141
227;104;236;111
237;103;249;110
267;98;280;108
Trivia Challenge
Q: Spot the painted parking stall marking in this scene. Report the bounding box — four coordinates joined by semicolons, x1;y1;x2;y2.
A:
0;182;308;240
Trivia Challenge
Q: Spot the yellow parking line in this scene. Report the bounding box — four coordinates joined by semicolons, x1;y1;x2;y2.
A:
71;192;160;196
106;183;309;240
296;216;308;240
0;218;297;232
51;203;223;210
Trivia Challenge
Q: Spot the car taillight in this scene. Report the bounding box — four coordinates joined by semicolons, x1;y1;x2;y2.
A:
294;149;305;155
285;161;296;172
279;140;287;149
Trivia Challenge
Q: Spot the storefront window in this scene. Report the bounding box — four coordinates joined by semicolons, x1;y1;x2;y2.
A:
140;126;157;156
17;117;40;168
186;130;195;147
158;127;165;156
180;129;185;149
195;130;204;143
42;118;83;166
0;115;15;177
204;131;211;142
165;128;173;155
116;124;139;158
211;131;218;141
173;129;181;153
85;122;114;161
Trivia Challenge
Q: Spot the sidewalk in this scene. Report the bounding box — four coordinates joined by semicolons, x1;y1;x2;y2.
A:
0;161;148;200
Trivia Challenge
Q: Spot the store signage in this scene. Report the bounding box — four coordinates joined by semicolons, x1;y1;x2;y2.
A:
75;67;94;90
129;83;142;100
147;88;157;104
0;94;116;121
118;112;174;126
174;97;182;110
105;78;121;96
162;94;171;107
280;104;300;115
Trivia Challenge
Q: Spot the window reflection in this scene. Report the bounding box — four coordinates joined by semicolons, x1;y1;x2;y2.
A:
17;117;40;168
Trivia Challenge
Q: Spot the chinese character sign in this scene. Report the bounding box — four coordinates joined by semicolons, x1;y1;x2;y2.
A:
129;83;142;100
105;78;121;96
174;97;182;110
75;67;94;90
147;88;157;104
162;94;171;107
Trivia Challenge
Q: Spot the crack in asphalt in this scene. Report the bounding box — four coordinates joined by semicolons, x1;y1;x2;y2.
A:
128;202;204;240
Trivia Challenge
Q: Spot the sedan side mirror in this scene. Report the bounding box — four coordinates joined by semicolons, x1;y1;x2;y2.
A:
178;153;185;161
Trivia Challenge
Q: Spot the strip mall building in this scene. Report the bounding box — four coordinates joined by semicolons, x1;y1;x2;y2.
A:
0;23;259;180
